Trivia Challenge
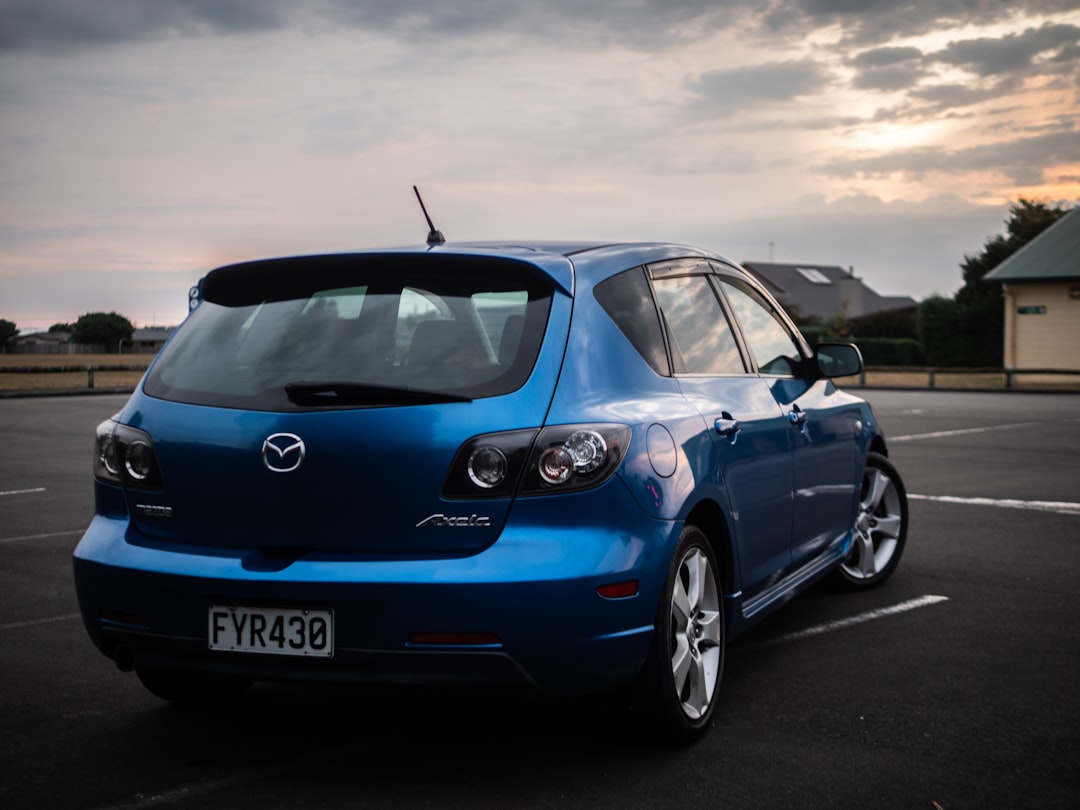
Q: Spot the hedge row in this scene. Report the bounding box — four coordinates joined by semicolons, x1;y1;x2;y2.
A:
847;337;925;366
797;330;999;368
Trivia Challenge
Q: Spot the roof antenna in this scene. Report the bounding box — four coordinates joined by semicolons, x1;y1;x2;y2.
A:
413;185;445;246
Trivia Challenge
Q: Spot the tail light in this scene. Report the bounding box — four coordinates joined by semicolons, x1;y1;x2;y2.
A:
94;419;164;490
443;423;631;499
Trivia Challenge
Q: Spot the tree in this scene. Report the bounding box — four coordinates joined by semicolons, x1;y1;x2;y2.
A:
916;296;959;366
72;312;135;352
48;322;75;334
0;319;18;352
954;198;1070;359
848;306;918;339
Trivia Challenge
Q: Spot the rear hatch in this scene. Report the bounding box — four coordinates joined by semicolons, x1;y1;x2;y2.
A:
127;251;571;556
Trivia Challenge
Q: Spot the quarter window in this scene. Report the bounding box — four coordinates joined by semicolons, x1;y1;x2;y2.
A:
594;267;670;375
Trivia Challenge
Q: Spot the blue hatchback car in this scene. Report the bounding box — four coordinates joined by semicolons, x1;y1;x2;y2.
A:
73;239;907;739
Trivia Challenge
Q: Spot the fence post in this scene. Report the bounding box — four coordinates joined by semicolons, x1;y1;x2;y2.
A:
928;369;935;388
87;367;95;389
1005;369;1013;389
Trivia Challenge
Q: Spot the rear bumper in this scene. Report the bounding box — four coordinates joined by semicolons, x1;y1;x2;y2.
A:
73;509;676;694
93;624;542;690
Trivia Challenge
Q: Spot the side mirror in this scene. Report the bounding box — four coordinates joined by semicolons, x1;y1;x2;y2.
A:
814;342;863;379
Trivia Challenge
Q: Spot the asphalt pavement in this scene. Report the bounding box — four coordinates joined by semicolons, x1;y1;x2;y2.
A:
1;390;1077;810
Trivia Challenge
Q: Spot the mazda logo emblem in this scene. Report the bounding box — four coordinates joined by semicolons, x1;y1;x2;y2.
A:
262;433;305;473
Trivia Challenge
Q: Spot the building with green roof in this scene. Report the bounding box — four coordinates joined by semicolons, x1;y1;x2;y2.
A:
982;206;1080;380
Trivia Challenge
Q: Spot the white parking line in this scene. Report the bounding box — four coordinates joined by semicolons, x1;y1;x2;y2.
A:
0;487;46;496
909;494;1080;516
890;415;1080;443
0;529;83;544
749;595;950;649
90;771;273;810
90;750;351;810
0;613;81;632
890;423;1033;442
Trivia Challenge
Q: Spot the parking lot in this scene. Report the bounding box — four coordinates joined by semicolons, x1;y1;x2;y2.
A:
2;390;1078;809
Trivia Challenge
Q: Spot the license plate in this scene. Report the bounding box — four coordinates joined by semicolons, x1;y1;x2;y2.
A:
208;605;334;657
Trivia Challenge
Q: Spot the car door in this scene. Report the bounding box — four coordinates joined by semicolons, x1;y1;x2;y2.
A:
716;275;860;568
649;261;793;597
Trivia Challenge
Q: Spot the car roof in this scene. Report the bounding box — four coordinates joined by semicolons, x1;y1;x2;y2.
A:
204;241;744;301
444;241;744;291
434;240;725;263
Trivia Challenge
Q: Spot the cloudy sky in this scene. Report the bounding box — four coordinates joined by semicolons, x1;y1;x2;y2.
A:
2;0;1078;330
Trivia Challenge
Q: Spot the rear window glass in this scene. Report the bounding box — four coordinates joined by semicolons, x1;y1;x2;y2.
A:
144;255;553;410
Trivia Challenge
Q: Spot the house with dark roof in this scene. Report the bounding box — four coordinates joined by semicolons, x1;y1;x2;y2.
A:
13;330;73;354
740;262;916;323
982;206;1080;377
126;327;175;354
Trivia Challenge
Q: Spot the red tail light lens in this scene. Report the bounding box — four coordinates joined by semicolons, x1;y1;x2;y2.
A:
520;424;631;496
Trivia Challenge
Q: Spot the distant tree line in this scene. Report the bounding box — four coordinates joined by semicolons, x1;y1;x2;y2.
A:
0;312;135;353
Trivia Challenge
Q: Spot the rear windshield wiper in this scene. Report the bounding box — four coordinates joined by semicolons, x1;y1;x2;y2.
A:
285;381;473;406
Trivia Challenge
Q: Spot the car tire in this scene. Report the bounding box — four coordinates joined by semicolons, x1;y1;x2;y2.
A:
640;525;725;743
834;451;908;589
136;666;252;706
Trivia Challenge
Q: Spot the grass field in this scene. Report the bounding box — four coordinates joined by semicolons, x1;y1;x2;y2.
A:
2;354;1077;393
0;354;150;391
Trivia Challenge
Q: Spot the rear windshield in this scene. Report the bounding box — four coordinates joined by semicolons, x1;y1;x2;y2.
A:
144;254;553;410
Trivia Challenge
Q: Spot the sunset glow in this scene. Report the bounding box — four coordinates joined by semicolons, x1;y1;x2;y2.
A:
1;1;1077;329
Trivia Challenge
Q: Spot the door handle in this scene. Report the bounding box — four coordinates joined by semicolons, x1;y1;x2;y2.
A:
714;412;741;443
788;405;808;429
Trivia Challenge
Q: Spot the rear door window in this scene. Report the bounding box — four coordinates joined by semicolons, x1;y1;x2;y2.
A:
651;274;745;375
